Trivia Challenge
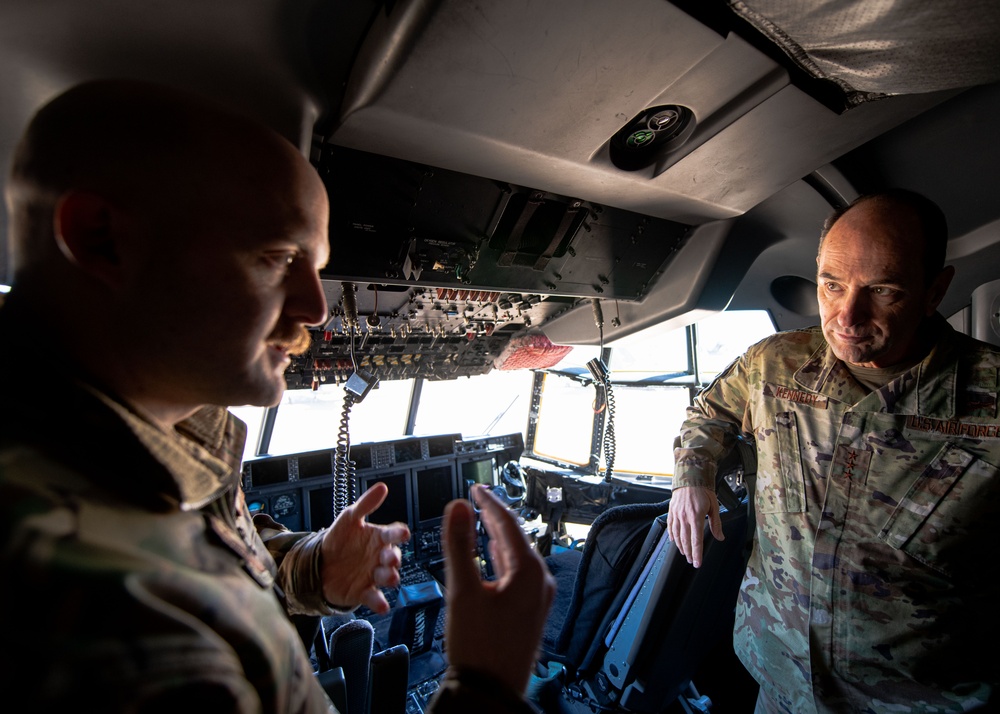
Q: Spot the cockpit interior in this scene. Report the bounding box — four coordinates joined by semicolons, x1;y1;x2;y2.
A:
2;1;999;712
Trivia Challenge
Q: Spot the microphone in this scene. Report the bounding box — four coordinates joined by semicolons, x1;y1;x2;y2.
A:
341;282;359;331
592;298;604;329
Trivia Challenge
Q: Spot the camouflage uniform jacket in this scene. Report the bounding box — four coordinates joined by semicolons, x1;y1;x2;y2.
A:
0;296;537;714
673;317;999;713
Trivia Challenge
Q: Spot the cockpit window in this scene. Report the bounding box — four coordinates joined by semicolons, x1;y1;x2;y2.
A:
531;373;596;468
604;321;690;383
235;310;775;474
696;309;776;382
249;379;415;458
527;310;775;477
412;370;534;439
230;404;267;463
237;370;535;459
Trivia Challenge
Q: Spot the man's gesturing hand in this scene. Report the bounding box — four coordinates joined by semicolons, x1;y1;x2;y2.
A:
442;485;556;695
320;481;410;613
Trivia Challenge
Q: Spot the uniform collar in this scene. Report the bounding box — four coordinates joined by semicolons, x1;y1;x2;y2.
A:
793;315;960;416
91;392;248;510
792;337;870;405
911;317;965;418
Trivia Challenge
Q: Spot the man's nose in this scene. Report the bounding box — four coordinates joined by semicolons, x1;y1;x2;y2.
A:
289;267;329;327
837;289;869;327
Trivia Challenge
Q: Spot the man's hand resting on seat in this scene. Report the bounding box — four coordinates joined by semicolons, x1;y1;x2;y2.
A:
666;485;723;569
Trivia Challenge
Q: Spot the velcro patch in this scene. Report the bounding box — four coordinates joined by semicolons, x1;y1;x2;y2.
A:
904;415;1000;440
763;382;829;409
832;444;872;483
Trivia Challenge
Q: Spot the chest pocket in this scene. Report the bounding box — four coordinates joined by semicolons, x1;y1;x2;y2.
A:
879;442;1000;577
758;411;806;514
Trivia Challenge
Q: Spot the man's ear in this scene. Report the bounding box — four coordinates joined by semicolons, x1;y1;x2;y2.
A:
926;265;956;315
53;190;125;289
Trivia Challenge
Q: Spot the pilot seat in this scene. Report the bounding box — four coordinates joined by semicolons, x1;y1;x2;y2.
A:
532;438;757;713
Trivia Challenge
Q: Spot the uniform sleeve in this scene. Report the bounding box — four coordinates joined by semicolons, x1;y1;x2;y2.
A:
427;670;542;714
672;348;755;491
253;514;347;615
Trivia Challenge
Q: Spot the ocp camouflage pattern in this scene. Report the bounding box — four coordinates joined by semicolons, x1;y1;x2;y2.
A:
674;316;1000;713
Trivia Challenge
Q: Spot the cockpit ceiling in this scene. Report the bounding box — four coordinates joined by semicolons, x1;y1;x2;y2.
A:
320;0;984;230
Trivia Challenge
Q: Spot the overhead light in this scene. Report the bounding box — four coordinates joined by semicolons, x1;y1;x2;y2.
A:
609;104;696;171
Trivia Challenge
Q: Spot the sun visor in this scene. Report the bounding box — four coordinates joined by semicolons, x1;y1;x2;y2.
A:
494;333;573;371
729;0;1000;107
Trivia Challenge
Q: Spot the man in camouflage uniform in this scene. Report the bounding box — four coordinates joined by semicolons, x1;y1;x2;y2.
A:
0;80;553;713
668;190;999;713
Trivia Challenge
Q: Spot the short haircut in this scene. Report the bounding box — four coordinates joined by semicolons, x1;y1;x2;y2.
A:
820;189;948;285
5;80;291;282
6;81;215;279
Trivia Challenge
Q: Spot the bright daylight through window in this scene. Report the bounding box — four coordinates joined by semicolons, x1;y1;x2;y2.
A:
531;310;775;478
234;310;775;478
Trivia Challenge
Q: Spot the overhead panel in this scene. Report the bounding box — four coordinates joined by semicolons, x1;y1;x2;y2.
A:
318;146;690;302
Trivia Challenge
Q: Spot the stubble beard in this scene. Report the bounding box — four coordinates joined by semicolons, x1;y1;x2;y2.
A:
823;324;887;367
